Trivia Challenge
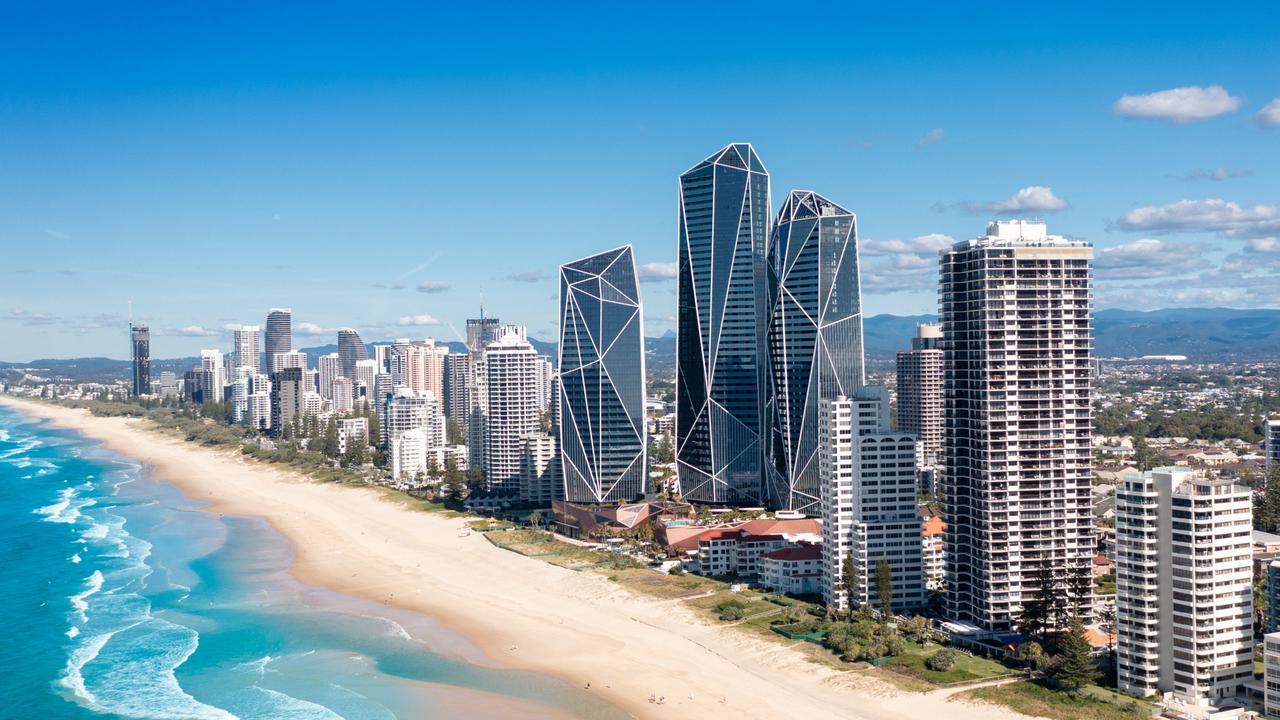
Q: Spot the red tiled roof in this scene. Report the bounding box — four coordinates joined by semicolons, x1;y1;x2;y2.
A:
922;515;946;537
738;518;821;536
762;545;822;562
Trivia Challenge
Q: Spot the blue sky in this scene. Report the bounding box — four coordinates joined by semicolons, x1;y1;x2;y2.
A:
2;2;1279;361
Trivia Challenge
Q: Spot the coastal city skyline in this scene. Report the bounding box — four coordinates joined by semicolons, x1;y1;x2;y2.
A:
3;3;1280;360
3;6;1280;720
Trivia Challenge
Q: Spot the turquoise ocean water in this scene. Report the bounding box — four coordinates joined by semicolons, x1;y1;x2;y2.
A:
0;406;626;719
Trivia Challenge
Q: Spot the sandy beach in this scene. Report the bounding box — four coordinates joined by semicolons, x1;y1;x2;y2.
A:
1;396;1036;720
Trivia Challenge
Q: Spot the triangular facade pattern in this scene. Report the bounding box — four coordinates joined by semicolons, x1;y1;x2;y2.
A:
676;143;770;504
558;245;648;503
764;190;865;513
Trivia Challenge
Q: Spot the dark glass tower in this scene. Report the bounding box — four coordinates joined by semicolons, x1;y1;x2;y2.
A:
558;245;647;504
337;328;367;379
265;308;292;371
466;315;501;360
764;191;864;513
130;323;150;397
675;143;770;504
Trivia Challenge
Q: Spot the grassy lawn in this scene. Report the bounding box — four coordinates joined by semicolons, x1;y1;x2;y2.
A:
884;642;1015;685
609;568;721;600
484;529;643;571
1094;572;1117;595
958;681;1149;720
687;590;778;620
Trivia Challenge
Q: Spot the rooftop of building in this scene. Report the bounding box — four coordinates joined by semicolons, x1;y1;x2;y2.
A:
954;219;1091;250
762;545;822;562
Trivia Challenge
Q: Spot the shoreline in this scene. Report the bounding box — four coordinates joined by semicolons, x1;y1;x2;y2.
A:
0;396;1033;720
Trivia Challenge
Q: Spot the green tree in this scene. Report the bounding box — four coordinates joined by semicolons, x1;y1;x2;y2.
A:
1132;435;1157;471
366;409;381;451
901;615;930;644
1016;640;1044;671
925;648;957;672
1097;603;1117;685
321;418;339;458
840;553;860;615
1018;559;1057;639
650;434;674;464
875;560;894;618
1256;465;1280;532
1050;614;1099;692
344;436;368;467
1066;563;1092;618
446;417;465;445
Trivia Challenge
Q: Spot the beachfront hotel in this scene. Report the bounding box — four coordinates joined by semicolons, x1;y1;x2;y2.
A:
942;220;1095;632
557;245;647;504
675;143;770;505
476;329;541;494
1115;467;1253;706
818;387;925;611
764;190;865;515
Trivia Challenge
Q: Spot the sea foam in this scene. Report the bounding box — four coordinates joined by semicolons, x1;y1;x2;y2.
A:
244;686;344;720
70;570;105;623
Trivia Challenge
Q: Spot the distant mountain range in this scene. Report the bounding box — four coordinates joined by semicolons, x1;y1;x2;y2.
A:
4;308;1278;384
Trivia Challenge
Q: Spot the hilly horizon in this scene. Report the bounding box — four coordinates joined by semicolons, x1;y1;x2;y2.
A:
4;307;1278;384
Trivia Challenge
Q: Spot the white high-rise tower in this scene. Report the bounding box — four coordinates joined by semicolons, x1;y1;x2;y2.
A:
942;220;1094;632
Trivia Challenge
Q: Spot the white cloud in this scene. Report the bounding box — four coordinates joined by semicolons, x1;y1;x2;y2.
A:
984;186;1069;214
1178;167;1250;182
5;309;59;326
416;280;451;293
636;261;678;282
1099;266;1280;310
506;269;549;283
861;233;955;256
1112;85;1242;123
1115;199;1280;238
1096;238;1202;280
398;314;441;326
294;322;337;336
1246;237;1280;254
1258;98;1280;127
916;128;944;148
43;228;71;240
170;325;218;337
858;234;954;293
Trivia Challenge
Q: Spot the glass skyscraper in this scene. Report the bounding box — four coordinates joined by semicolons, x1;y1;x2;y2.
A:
765;191;865;512
558;245;647;504
130;323;150;397
675;143;770;504
337;328;368;379
265;308;291;372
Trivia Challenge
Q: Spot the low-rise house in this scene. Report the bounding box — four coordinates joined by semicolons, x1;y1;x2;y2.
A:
759;545;822;596
1190;448;1240;466
660;517;822;579
1092;552;1113;577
